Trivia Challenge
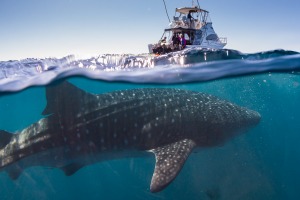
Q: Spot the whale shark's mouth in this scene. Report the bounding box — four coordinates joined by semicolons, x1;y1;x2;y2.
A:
245;109;261;125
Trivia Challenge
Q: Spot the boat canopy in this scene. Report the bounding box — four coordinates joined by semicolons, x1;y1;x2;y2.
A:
164;27;196;32
175;7;208;14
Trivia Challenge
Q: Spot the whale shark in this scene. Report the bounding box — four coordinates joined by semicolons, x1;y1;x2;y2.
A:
0;81;261;192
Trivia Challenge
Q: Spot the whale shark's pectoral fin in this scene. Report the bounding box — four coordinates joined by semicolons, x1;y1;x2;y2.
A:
60;163;84;176
150;139;196;193
6;165;23;180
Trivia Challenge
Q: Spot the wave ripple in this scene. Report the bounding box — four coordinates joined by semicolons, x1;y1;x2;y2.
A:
0;49;299;92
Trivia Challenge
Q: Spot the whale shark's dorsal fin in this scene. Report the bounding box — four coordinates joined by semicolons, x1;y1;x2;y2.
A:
150;139;196;193
42;81;96;115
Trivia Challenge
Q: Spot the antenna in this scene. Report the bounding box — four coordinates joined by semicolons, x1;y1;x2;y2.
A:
162;0;171;23
192;0;201;8
196;0;200;8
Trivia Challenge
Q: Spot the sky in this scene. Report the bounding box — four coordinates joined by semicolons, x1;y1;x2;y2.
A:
0;0;299;60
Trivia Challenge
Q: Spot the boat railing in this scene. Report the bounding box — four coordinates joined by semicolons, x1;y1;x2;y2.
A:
219;37;227;44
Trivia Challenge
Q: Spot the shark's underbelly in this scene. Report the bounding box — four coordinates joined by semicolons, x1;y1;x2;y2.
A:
4;145;153;178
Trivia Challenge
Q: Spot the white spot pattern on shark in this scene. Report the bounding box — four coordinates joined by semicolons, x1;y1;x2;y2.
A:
0;81;260;193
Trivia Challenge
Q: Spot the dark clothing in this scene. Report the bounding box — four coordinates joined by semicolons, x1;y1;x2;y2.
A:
153;45;171;55
187;12;194;28
187;11;194;21
172;35;180;45
181;37;186;45
181;37;186;49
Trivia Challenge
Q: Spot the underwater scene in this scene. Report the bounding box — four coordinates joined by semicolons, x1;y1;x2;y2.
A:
0;49;300;200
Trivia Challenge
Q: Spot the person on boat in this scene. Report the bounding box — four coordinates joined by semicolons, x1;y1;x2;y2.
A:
152;43;171;55
172;33;180;51
160;37;167;44
187;11;194;28
180;34;186;50
162;44;172;54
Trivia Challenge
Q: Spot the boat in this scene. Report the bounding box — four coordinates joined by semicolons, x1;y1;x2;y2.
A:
149;2;227;54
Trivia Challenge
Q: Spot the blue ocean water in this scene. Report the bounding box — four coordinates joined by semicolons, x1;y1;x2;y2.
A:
0;49;300;199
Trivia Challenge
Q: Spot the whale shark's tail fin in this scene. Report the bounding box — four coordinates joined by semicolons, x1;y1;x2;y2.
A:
0;130;14;171
0;130;25;179
0;130;13;149
0;130;30;180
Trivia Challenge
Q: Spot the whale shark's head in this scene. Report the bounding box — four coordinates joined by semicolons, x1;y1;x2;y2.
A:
223;106;261;140
193;100;261;147
245;108;261;126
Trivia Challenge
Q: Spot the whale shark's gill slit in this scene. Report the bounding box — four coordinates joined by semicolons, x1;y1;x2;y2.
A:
72;102;146;129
